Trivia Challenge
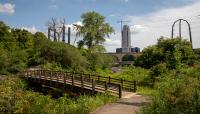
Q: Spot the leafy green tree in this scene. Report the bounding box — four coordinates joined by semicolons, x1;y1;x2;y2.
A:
74;11;114;49
135;45;164;69
0;21;16;51
39;41;87;70
136;37;194;69
27;32;49;66
11;29;34;49
0;43;10;74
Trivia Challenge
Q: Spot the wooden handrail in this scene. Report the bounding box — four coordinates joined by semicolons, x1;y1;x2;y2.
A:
22;69;137;98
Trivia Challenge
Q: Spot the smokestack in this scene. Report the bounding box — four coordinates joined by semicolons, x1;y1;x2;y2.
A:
48;27;51;40
62;25;65;42
68;27;71;44
54;29;57;41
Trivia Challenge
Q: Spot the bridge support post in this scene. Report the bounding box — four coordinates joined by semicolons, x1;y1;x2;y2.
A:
119;84;122;98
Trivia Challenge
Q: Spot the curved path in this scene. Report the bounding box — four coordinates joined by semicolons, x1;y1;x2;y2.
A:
91;93;149;114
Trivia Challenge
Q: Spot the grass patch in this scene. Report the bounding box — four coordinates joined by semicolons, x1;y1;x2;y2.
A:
137;86;157;96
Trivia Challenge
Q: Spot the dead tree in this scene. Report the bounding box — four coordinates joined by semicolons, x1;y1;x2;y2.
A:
47;18;70;43
47;18;58;41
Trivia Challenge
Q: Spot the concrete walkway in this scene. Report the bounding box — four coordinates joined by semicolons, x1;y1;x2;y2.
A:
91;93;149;114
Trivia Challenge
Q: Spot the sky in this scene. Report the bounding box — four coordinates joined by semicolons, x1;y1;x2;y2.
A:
0;0;200;52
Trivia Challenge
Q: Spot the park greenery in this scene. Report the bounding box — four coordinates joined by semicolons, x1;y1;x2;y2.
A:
1;11;200;114
0;76;117;114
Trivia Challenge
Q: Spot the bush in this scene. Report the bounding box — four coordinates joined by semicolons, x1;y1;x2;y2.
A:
135;37;194;69
148;63;167;87
142;67;200;114
0;76;117;114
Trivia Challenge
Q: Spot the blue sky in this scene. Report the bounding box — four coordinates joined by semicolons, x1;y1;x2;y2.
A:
0;0;200;52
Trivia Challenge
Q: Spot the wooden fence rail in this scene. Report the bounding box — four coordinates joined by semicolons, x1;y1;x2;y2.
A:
22;70;137;98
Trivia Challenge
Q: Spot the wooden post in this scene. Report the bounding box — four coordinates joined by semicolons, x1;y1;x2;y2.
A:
39;70;41;83
121;79;123;90
133;80;137;92
26;71;28;78
98;75;100;81
71;72;74;90
30;70;32;77
28;71;30;78
56;72;59;87
119;84;122;98
109;76;111;83
35;70;38;79
89;74;91;80
92;79;95;94
27;71;29;78
63;73;66;90
44;71;47;80
50;72;52;86
32;71;34;78
81;72;84;93
34;70;36;81
105;81;108;91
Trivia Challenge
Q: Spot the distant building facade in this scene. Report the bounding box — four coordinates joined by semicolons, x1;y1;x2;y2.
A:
122;25;131;52
115;25;140;54
116;47;140;53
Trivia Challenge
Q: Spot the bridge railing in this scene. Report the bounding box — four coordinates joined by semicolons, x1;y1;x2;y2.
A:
22;70;137;98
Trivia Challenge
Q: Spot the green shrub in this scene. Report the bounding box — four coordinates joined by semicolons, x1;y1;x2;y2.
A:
142;67;200;114
0;76;117;114
136;37;194;69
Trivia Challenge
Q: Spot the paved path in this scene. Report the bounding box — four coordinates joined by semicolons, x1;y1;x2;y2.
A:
91;94;149;114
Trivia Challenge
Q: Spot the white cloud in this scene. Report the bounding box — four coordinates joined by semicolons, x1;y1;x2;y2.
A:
0;3;15;15
130;25;149;34
49;0;57;3
65;21;83;35
48;5;57;9
120;0;128;3
21;26;38;34
105;1;200;52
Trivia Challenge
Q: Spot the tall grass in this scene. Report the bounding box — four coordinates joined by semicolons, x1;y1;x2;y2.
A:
0;76;117;114
141;66;200;114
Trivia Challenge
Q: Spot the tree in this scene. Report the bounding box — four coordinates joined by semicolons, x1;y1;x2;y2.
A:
11;29;34;49
74;11;114;50
47;18;66;41
135;37;194;69
0;21;16;51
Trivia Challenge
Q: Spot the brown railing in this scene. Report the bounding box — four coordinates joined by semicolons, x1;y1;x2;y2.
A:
22;70;137;98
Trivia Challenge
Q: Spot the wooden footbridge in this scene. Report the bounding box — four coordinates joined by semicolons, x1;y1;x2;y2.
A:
22;70;137;98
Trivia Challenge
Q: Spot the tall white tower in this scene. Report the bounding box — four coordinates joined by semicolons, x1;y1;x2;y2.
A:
122;25;131;52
